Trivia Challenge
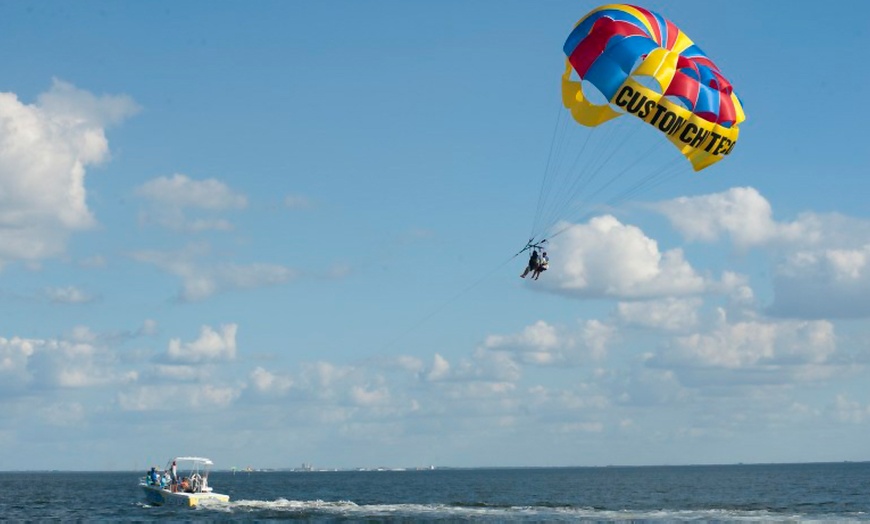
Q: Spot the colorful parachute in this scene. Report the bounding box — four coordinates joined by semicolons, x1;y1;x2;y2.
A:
562;4;745;171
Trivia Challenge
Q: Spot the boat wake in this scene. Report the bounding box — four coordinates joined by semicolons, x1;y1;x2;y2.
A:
196;498;818;521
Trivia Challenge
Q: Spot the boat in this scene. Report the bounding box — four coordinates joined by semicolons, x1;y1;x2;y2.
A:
140;456;230;507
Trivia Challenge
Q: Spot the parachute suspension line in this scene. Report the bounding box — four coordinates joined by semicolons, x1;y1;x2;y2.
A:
548;117;643;221
577;134;673;206
530;99;568;240
609;153;687;204
534;115;582;237
532;105;581;239
532;114;605;240
533;116;643;239
538;135;691;244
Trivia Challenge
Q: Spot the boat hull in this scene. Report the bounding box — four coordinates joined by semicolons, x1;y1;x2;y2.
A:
141;484;229;507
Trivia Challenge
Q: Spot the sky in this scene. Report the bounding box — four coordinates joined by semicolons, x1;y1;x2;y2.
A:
1;1;869;472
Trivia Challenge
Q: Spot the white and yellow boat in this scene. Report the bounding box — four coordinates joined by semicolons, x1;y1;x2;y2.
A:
140;456;229;507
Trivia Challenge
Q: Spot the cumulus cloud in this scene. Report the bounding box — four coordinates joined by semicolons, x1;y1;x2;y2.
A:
651;187;870;319
43;285;96;304
0;337;36;390
423;349;521;386
426;354;450;381
656;187;870;252
130;243;296;301
769;244;870;318
832;394;870;423
166;324;237;364
37;402;86;427
136;174;247;232
649;309;839;388
0;80;138;265
617;298;702;332
137;174;247;210
483;319;615;365
653;187;785;248
0;333;135;392
249;366;294;396
37;78;140;128
350;384;391;407
541;215;707;299
149;363;208;382
118;384;240;411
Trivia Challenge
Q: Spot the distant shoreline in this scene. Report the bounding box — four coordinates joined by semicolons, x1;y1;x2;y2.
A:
3;460;867;474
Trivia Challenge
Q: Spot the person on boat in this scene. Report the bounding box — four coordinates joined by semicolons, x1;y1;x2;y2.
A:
521;249;540;278
532;252;549;280
149;467;160;486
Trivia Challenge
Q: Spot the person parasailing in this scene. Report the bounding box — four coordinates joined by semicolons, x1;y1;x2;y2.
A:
532;251;549;280
519;239;549;279
520;248;540;278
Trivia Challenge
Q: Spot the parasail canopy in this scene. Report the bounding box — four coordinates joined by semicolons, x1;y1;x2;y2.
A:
561;3;745;172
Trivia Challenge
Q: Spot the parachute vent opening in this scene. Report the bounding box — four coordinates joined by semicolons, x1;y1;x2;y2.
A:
664;95;692;112
633;74;663;93
579;79;611;107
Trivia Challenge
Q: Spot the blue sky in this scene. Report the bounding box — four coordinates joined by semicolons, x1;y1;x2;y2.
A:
2;1;870;471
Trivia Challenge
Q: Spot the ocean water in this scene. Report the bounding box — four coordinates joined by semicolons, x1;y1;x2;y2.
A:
1;462;868;522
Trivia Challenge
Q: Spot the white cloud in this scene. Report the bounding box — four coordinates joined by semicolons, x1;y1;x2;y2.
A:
617;298;702;332
249;366;294;395
137;174;247;210
0;332;134;391
653;187;783;248
118;384;240;411
0;337;36;389
770;244;870;318
139;319;158;336
43;285;96;304
136;174;247;232
608;367;688;407
293;361;357;401
539;215;707;299
652;187;870;319
0;80;138;265
483;319;614;365
468;348;523;382
284;193;313;210
655;187;870;253
423;350;521;385
350;384;391;407
426;354;450;381
389;355;425;374
166;324;237;364
657;310;836;375
37;78;140;128
150;363;207;382
130;243;296;301
37;402;87;427
833;394;870;423
484;321;560;357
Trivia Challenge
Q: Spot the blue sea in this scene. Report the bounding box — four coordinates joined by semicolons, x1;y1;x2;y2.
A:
2;463;868;521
